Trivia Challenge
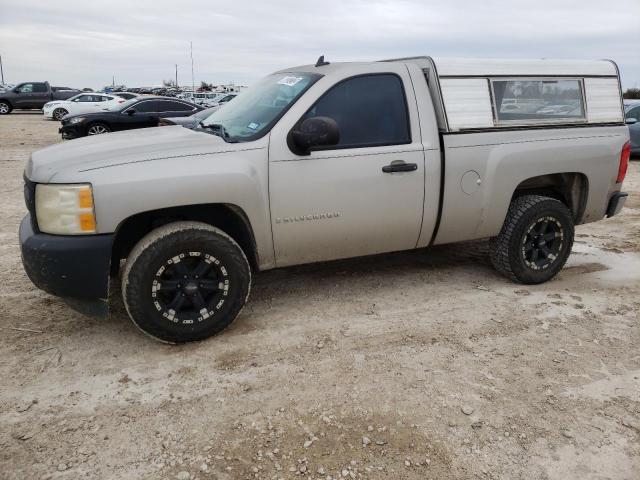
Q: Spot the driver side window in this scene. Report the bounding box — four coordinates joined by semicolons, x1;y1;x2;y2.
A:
301;74;411;149
19;83;34;93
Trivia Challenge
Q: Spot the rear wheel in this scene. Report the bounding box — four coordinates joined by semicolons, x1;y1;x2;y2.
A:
490;195;574;284
122;222;251;343
53;108;68;120
87;123;110;135
0;101;11;114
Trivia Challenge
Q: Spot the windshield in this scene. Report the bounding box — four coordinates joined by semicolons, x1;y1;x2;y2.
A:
200;72;320;142
110;97;138;112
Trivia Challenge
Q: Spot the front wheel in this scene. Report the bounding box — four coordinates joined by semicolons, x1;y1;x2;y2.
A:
490;195;574;284
87;123;110;135
0;101;11;114
122;222;251;343
53;108;68;120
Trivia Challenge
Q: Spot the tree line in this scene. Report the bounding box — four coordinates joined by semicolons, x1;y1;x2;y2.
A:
623;88;640;99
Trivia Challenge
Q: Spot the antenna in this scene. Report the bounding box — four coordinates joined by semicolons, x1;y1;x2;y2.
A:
315;55;330;67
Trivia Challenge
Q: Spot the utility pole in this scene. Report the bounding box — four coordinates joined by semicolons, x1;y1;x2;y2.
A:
190;41;195;93
175;64;178;88
0;55;4;84
112;75;115;87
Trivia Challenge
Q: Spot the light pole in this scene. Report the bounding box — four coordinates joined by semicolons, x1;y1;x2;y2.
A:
0;55;5;84
190;41;195;93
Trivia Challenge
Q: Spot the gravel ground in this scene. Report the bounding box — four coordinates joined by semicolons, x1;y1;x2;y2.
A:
1;112;639;480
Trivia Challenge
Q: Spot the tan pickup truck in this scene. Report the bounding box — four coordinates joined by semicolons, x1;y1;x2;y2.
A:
20;56;630;342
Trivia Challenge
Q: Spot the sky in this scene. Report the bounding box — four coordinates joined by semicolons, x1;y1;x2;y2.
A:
0;0;638;90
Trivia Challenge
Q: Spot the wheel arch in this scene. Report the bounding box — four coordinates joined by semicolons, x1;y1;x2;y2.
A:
111;203;259;276
0;98;13;109
512;172;589;224
86;120;111;131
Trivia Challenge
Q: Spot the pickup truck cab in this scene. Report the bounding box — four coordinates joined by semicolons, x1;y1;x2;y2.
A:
0;82;80;114
20;56;630;343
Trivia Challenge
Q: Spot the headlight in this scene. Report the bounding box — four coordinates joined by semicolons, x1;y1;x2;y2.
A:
35;184;97;235
69;117;86;124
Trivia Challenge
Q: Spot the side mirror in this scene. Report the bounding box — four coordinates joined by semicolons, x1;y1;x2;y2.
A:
289;116;339;155
626;117;637;125
126;108;136;116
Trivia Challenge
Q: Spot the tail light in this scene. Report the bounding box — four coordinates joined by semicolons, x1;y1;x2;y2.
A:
617;141;631;183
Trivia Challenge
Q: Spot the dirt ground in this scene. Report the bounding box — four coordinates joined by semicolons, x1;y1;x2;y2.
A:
0;112;639;480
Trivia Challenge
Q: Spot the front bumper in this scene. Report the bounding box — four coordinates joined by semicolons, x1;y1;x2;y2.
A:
606;192;628;218
19;214;114;299
59;124;85;140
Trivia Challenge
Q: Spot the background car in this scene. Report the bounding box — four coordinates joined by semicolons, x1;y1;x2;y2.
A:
59;96;203;139
625;100;640;155
159;105;220;129
43;92;135;120
207;92;237;107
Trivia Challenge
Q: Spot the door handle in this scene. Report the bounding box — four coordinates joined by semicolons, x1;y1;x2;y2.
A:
382;161;418;173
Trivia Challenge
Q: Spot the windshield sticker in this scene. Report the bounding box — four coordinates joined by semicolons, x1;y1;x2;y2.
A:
277;76;304;87
247;122;259;131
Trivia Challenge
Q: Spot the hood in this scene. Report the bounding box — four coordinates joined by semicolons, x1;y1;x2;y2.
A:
26;126;240;182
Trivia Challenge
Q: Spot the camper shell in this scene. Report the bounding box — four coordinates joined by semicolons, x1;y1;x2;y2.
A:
389;57;624;132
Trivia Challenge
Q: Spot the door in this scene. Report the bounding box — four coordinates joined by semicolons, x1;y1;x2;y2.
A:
31;83;51;108
119;100;162;130
13;83;42;108
268;71;425;267
72;94;107;113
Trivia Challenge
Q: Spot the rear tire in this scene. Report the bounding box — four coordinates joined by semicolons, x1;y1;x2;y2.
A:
122;222;251;343
490;195;574;284
53;108;68;121
0;101;11;114
87;123;110;135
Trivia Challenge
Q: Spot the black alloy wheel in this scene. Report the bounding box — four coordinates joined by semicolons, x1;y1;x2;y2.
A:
490;194;574;284
521;216;564;271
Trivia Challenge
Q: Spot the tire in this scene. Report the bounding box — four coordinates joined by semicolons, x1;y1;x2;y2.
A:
87;123;110;135
0;101;11;114
490;195;574;284
53;108;68;121
121;221;251;343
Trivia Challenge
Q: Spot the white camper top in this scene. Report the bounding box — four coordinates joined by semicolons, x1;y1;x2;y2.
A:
387;56;624;132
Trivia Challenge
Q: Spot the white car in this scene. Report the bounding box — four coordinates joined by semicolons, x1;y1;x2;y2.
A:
43;93;130;120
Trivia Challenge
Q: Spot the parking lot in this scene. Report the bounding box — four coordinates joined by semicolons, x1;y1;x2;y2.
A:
0;112;639;479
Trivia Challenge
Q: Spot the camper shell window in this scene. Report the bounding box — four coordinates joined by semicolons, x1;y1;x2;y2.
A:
491;78;586;125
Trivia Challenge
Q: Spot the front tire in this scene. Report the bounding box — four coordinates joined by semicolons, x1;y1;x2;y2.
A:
490;195;574;284
87;123;110;135
0;101;11;114
122;222;251;343
53;108;68;121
